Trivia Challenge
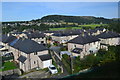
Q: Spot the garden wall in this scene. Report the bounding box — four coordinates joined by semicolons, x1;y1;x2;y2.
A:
0;68;21;76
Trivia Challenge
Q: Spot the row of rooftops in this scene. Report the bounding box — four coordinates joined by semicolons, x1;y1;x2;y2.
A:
2;31;120;47
8;27;105;37
96;31;120;39
68;31;120;45
51;28;106;37
3;28;120;46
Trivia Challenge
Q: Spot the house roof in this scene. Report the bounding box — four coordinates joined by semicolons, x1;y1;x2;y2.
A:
9;38;48;54
71;48;83;54
95;28;104;31
2;35;17;43
87;29;97;33
68;34;100;45
96;31;120;39
86;28;105;34
17;55;27;63
52;29;84;37
39;54;52;61
27;32;45;39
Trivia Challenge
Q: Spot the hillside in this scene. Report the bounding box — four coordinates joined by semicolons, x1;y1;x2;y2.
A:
3;15;119;25
40;15;113;24
2;15;120;34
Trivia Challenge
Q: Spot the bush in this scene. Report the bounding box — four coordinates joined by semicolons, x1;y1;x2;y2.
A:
62;54;71;74
62;58;71;74
2;56;14;62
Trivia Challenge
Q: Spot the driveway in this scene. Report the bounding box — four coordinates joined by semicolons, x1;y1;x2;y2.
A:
50;46;69;78
18;70;50;78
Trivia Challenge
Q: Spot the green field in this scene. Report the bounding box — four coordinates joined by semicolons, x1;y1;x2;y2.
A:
49;24;107;31
49;27;82;31
0;61;17;71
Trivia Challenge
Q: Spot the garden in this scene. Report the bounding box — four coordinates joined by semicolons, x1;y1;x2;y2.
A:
62;45;119;74
0;54;17;71
0;61;17;71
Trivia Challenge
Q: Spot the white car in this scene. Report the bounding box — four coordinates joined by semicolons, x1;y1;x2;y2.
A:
48;65;58;74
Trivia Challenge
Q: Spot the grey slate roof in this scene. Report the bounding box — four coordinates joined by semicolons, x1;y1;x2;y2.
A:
17;55;27;63
39;54;52;61
27;32;45;39
9;38;48;54
52;29;83;36
86;28;105;34
2;35;17;43
68;34;100;45
96;31;120;39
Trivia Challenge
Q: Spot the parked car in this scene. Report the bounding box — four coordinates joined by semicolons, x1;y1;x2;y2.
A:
48;65;58;74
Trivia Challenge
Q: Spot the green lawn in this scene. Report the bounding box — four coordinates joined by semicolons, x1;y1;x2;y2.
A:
79;24;106;27
49;24;107;31
0;61;17;71
49;27;83;31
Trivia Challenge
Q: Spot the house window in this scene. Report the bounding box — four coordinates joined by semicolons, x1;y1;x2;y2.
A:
34;61;36;64
74;45;76;47
41;41;44;43
89;50;93;53
34;52;37;55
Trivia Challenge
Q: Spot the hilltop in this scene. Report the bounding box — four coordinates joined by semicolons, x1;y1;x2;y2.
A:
33;15;114;24
3;15;119;24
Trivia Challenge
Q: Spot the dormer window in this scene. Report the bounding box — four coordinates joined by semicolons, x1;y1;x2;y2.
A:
74;45;76;47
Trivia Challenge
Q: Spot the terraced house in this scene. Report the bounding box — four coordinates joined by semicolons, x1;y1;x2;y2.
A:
96;31;120;50
26;32;46;44
51;29;84;44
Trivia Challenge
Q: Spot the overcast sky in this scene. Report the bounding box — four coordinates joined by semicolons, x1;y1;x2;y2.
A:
2;2;118;21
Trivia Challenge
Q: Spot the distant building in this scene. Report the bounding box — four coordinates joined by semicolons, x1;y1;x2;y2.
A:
26;32;46;44
96;31;120;50
51;29;84;44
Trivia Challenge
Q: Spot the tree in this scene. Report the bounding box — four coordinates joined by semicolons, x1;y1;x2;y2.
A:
108;22;120;33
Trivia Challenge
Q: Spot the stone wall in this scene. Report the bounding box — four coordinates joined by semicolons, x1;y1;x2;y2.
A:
0;68;21;76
